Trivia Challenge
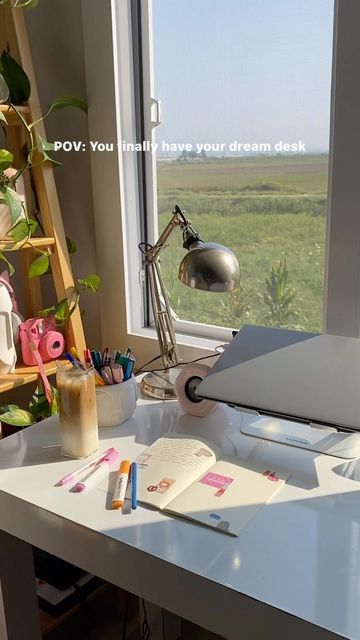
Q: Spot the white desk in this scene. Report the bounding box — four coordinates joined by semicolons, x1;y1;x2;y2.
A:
0;390;359;640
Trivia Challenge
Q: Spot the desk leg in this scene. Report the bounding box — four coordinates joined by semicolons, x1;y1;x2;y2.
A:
0;531;41;640
139;599;181;640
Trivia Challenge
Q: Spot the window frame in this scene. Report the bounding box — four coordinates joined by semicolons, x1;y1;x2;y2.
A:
82;0;360;368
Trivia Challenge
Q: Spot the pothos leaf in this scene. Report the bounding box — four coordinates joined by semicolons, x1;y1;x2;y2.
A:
0;50;30;104
54;298;70;323
0;408;35;427
3;187;23;223
0;252;15;276
0;110;7;124
28;252;49;278
9;217;37;242
37;135;61;166
77;273;100;292
29;383;58;421
37;305;56;319
66;236;77;255
0;148;13;171
48;95;87;114
0;404;19;414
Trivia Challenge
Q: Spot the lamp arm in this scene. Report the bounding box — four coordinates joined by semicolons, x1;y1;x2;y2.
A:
143;210;183;369
145;211;181;262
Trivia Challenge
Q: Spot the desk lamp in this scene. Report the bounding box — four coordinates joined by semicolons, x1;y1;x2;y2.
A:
139;205;240;399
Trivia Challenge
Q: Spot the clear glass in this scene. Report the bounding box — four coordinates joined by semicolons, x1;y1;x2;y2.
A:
56;362;99;459
152;0;334;333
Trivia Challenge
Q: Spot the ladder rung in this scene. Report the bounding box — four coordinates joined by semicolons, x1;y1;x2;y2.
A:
0;236;56;251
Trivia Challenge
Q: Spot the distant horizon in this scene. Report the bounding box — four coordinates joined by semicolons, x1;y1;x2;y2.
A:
156;150;330;159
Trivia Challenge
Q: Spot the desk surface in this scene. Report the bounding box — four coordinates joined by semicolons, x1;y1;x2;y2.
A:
0;391;359;639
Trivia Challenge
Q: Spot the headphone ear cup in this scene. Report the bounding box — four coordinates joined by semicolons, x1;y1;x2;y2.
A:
175;363;218;417
11;311;23;345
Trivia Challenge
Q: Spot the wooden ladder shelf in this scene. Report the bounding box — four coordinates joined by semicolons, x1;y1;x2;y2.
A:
0;9;86;393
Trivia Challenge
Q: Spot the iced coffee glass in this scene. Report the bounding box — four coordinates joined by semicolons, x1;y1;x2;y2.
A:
56;362;99;458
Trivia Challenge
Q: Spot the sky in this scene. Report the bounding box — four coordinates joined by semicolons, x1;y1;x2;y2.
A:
152;0;334;154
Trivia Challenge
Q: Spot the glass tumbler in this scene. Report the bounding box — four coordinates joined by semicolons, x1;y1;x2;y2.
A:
56;362;99;458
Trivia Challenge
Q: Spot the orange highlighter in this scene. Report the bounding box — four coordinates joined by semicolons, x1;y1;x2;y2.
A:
112;460;131;509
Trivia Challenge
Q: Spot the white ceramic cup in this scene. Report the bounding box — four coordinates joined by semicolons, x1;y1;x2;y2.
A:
96;376;138;427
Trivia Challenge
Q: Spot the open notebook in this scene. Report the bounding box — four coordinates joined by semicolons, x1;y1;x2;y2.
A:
136;434;291;536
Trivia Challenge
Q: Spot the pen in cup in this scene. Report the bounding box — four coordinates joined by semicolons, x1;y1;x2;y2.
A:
65;352;83;370
111;363;124;384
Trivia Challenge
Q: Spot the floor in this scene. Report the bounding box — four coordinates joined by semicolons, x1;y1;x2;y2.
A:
40;583;225;640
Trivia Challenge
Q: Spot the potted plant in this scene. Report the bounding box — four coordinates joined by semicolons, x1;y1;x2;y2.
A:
0;43;100;322
0;2;100;428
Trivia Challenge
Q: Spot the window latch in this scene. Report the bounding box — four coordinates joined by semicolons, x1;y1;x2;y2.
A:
150;97;162;128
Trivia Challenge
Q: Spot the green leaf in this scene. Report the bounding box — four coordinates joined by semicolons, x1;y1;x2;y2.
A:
9;217;37;242
28;252;49;278
0;404;19;415
0;148;13;171
0;110;7;124
37;135;61;166
66;236;77;255
0;252;15;276
38;135;56;151
0;50;31;104
3;186;23;223
47;95;87;114
0;409;34;427
54;298;70;323
28;382;57;421
37;305;56;319
77;273;100;292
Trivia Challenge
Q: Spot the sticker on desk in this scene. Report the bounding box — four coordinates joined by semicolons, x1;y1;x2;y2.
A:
147;477;175;494
199;472;234;490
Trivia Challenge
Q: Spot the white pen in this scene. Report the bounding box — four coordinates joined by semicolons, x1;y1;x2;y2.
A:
57;448;114;486
73;449;120;492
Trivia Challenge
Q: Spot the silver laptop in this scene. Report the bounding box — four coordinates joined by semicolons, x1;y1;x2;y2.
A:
197;325;360;432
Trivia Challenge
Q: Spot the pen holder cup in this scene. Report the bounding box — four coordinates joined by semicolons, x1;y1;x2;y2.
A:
96;376;138;427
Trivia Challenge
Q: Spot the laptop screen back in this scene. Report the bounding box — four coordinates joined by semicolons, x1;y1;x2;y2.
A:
196;325;360;431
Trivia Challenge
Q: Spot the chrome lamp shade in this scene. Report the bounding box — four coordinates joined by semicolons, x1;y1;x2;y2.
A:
179;241;240;292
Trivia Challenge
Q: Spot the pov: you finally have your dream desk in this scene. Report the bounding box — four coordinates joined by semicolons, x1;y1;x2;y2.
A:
0;388;359;640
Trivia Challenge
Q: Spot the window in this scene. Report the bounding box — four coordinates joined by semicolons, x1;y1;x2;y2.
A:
83;0;360;360
150;0;334;335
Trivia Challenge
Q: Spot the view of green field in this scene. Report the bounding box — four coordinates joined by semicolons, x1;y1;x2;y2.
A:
157;155;328;333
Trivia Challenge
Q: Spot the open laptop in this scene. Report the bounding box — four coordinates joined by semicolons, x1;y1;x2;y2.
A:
196;325;360;457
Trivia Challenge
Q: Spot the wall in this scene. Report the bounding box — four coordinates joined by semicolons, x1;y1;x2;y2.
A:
25;0;101;348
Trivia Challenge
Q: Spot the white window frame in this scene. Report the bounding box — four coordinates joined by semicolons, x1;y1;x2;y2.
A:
82;0;360;368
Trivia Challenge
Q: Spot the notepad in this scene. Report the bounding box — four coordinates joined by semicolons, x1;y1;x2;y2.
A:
136;434;291;536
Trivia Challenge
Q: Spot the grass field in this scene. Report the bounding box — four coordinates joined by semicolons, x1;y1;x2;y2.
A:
157;155;328;333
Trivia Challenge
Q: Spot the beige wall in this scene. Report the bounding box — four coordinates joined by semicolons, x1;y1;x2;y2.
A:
25;0;101;348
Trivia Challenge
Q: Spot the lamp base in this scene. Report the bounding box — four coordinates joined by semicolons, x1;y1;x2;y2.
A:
141;368;181;400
